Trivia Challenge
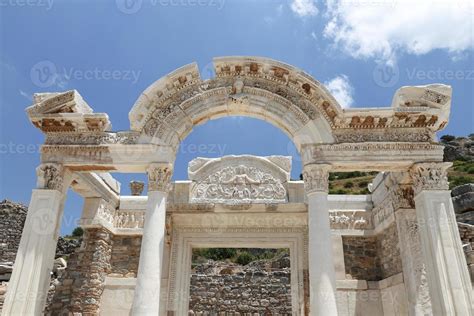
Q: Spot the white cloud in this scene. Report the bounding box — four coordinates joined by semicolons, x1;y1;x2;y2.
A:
291;0;318;17
19;90;32;101
324;74;354;108
323;0;474;64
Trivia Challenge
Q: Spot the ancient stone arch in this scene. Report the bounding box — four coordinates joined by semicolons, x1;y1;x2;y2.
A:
3;56;472;316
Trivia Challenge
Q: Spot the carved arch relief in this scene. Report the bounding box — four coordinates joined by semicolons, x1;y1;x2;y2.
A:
128;57;452;150
26;56;452;170
128;57;340;149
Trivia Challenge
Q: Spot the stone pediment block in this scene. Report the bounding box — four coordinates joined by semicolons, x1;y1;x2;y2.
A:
26;90;111;133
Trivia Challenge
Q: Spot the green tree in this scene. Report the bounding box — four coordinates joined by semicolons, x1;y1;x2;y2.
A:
235;252;255;265
71;227;84;237
440;135;455;142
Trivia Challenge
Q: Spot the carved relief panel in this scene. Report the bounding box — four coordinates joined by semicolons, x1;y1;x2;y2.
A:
188;155;291;204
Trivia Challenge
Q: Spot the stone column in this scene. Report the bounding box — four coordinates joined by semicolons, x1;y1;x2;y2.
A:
377;172;432;315
410;162;474;315
303;164;338;316
2;163;69;316
131;163;172;315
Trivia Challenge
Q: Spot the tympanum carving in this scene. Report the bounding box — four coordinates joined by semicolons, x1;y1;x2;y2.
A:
189;156;290;204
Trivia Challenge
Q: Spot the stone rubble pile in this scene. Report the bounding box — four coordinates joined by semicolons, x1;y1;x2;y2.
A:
189;254;292;315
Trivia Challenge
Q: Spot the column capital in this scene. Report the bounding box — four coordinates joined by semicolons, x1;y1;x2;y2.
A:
303;163;331;194
409;162;451;196
36;163;66;191
147;163;173;192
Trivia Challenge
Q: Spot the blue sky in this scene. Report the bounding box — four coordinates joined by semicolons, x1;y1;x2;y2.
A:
0;0;473;234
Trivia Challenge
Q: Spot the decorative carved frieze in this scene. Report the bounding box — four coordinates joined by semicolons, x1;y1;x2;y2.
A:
302;143;445;169
191;165;286;204
147;163;173;192
45;132;139;145
189;156;290;204
36;163;65;191
333;129;433;143
27;91;112;134
329;211;372;230
96;200;116;225
302;164;331;194
395;210;432;314
410;162;451;195
114;210;145;229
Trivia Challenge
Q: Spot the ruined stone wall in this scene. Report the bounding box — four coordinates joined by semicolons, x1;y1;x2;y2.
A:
377;222;403;279
453;184;474;224
0;200;27;263
46;228;112;315
458;222;474;283
189;260;292;315
109;235;141;278
342;236;381;281
343;222;402;281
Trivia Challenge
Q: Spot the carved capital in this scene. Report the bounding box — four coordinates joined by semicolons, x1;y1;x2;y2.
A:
36;163;65;191
410;162;451;196
303;164;331;194
147;163;173;192
130;181;145;196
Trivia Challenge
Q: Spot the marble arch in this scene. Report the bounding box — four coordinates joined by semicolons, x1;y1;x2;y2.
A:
2;56;473;316
128;56;339;149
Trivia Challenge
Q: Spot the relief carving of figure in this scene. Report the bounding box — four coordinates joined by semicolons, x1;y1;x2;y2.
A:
191;165;287;204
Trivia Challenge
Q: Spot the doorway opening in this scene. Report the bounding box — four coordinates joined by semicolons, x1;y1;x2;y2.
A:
189;248;292;315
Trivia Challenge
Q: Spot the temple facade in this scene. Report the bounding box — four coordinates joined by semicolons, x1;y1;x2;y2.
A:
1;56;472;315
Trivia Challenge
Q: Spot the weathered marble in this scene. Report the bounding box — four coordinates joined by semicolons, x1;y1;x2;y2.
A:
5;56;469;316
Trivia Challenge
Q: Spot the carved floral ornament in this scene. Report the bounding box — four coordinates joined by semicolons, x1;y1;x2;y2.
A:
147;163;173;192
36;163;65;191
410;162;451;195
302;164;331;194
